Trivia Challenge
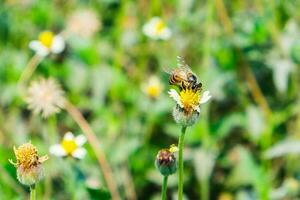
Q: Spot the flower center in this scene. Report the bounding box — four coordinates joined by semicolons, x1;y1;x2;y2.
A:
154;20;166;34
38;31;54;48
61;139;78;155
147;85;160;98
179;89;200;111
14;143;38;170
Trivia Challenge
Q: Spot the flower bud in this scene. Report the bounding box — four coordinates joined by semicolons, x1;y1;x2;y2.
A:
155;146;178;176
172;105;200;127
9;142;48;186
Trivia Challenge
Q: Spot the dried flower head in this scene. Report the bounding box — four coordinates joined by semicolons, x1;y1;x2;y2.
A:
155;145;178;176
50;132;87;159
142;17;171;40
9;142;48;186
66;9;101;38
29;31;65;57
141;76;164;99
26;78;65;118
169;88;211;126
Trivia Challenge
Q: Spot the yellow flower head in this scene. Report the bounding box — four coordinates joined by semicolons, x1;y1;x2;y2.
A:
38;31;54;48
142;17;171;40
9;142;48;186
154;20;166;35
50;132;87;159
179;89;201;115
142;76;164;99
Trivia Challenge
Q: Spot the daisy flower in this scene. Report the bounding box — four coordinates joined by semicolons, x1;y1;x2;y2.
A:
9;142;48;186
141;75;164;99
50;132;87;159
29;31;65;57
66;9;101;38
142;17;171;40
168;89;211;126
26;78;65;118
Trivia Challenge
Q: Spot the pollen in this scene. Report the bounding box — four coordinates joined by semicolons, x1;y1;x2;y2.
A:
61;139;78;155
154;20;166;34
179;89;200;113
38;31;54;48
147;86;160;98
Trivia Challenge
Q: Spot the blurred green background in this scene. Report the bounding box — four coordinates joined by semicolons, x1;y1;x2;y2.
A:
1;0;300;199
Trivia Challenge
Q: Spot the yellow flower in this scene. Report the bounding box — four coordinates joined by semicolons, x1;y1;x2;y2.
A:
9;142;48;186
142;76;164;99
50;132;87;159
29;31;65;57
142;17;171;40
168;88;211;126
26;77;65;118
169;89;211;115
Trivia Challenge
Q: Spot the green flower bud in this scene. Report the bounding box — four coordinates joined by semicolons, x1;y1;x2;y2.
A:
155;147;177;176
172;105;200;127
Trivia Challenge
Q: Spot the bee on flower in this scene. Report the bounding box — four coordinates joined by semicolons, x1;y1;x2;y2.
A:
168;57;211;126
25;77;65;118
141;75;164;99
29;31;65;57
142;17;171;40
50;132;87;159
9;142;48;186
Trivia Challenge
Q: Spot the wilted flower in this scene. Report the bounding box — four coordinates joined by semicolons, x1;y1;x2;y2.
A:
142;17;171;40
26;78;65;118
29;31;65;57
169;89;211;126
141;76;164;99
50;132;87;159
155;144;178;176
9;142;48;186
66;9;101;38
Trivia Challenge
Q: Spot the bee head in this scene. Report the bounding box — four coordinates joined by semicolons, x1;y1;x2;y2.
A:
188;74;197;83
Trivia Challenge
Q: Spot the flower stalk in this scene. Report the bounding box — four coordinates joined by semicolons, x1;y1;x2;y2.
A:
30;184;36;200
64;100;121;200
18;54;42;95
161;176;168;200
178;126;187;200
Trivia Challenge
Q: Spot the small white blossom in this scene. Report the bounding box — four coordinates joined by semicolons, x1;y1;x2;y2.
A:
29;31;65;57
141;76;164;99
26;78;65;118
66;9;101;38
50;132;87;159
142;17;171;40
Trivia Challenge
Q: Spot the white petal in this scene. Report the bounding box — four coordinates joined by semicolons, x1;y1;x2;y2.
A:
194;105;201;113
29;40;49;57
200;91;212;104
160;28;171;40
49;144;67;157
168;89;183;108
75;135;87;146
51;35;65;54
64;132;75;140
72;148;86;159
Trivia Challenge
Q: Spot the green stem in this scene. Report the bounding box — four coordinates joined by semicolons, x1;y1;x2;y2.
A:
30;184;36;200
178;126;187;200
161;176;168;200
201;178;209;200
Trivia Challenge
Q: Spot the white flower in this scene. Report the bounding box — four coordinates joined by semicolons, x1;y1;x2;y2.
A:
29;31;65;57
26;78;65;118
168;89;211;114
141;76;164;99
66;9;101;38
50;132;87;159
168;88;211;126
142;17;171;40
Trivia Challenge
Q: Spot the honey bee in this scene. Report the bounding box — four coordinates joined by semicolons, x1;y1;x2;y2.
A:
166;56;202;91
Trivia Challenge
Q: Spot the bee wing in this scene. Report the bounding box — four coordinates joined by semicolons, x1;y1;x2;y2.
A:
163;66;174;75
177;56;191;69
